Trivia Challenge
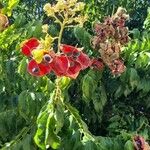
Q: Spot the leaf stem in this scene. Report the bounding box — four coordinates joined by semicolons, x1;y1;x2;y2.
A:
57;22;65;53
53;78;62;103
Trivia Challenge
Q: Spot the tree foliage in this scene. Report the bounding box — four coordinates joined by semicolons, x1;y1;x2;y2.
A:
0;0;150;150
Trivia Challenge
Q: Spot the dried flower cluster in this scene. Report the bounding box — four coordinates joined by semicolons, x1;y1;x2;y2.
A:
92;7;130;74
0;13;9;32
133;136;150;150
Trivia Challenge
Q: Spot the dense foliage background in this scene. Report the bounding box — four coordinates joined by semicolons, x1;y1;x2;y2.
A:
0;0;150;149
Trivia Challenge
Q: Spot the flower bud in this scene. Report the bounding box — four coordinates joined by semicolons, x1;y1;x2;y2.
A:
74;2;85;12
115;7;127;17
74;15;88;27
42;24;49;33
43;3;55;16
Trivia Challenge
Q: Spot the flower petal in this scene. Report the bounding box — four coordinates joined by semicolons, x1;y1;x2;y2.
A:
27;59;51;77
60;44;78;55
51;55;69;76
91;58;104;70
21;38;40;56
60;44;91;70
66;58;82;79
66;71;80;79
77;52;91;70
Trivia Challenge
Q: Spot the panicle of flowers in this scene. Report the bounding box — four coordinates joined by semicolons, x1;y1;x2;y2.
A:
20;0;90;79
92;7;130;75
43;0;87;27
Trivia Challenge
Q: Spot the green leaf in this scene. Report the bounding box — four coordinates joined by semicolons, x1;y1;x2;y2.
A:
45;113;60;149
129;68;140;89
92;83;107;113
57;77;71;90
131;28;140;39
74;27;92;50
34;105;50;150
14;14;26;28
18;91;45;121
55;103;64;133
18;58;28;76
82;74;96;102
34;102;61;150
124;140;134;150
65;103;94;141
2;0;20;16
44;77;55;93
18;91;29;121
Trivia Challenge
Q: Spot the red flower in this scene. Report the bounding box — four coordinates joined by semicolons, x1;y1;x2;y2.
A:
22;41;91;79
66;58;82;79
21;38;40;56
60;44;90;69
76;52;91;70
91;58;104;71
27;59;52;77
51;55;69;76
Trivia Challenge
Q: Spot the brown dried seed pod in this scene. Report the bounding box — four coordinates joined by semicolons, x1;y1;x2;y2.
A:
0;14;9;32
133;136;150;150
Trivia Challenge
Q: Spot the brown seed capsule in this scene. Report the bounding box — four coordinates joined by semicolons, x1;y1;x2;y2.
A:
0;14;9;32
32;67;39;73
72;51;81;59
43;54;52;63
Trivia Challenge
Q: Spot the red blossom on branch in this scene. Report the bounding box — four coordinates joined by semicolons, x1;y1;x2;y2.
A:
27;59;52;77
21;38;40;56
21;40;91;79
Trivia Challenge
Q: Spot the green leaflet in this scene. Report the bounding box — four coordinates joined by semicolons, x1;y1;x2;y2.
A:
45;111;60;149
57;77;71;91
82;74;96;102
18;91;47;122
74;26;92;50
18;58;28;76
92;84;107;114
95;136;124;150
34;101;64;149
65;103;94;141
2;0;20;16
124;140;134;150
55;103;64;133
82;70;107;118
129;68;140;90
82;70;99;102
144;7;150;30
34;105;49;150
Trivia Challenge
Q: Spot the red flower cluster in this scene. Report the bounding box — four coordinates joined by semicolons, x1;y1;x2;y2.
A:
21;38;91;79
92;7;129;75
